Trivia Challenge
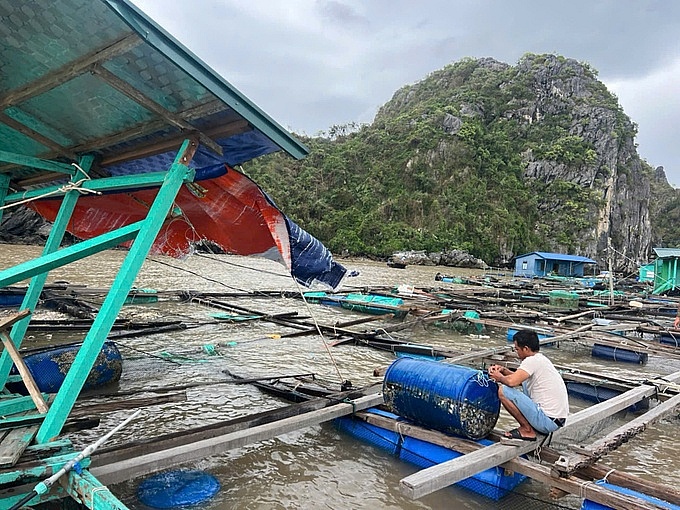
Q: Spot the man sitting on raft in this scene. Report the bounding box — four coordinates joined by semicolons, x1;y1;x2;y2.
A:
488;330;569;441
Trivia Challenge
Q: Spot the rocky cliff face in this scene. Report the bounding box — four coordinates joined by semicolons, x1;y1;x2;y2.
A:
513;55;652;271
375;54;653;272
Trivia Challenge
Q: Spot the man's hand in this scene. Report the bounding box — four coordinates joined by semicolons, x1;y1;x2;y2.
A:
675;316;680;329
488;364;504;382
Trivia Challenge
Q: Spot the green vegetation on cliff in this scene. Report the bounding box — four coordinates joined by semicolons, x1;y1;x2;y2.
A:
242;54;666;266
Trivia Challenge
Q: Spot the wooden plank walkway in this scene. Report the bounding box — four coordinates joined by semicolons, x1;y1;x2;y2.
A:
400;369;680;500
92;393;384;485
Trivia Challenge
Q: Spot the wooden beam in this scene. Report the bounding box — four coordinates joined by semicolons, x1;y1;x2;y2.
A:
99;119;249;168
91;65;223;155
399;436;541;499
91;393;383;485
555;369;680;444
10;100;231;188
92;384;381;467
0;112;76;161
556;391;680;474
0;311;48;414
0;34;142;108
359;413;679;507
510;457;672;510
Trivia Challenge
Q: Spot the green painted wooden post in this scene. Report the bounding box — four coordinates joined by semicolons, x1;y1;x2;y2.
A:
0;156;93;391
36;139;197;443
0;173;10;225
65;469;129;509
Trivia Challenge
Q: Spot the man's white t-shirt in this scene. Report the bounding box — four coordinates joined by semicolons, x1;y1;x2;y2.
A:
519;352;569;419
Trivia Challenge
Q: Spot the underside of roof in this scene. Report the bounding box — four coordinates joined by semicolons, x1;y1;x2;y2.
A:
0;0;307;190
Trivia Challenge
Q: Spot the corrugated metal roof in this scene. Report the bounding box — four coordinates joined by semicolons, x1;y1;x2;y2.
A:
0;0;307;189
515;252;597;264
652;248;680;258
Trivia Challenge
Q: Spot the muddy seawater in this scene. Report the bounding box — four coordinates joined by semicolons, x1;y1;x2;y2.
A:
1;244;678;509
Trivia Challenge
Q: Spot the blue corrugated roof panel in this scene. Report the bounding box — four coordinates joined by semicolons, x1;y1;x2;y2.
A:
516;252;596;264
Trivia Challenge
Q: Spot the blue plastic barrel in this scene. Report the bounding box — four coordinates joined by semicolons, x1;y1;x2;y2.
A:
591;344;648;364
383;358;500;439
9;341;122;394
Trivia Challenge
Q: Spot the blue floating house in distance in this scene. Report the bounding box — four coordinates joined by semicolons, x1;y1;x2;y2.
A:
514;252;597;278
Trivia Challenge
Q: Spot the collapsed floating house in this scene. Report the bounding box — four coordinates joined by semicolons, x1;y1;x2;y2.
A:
0;0;345;507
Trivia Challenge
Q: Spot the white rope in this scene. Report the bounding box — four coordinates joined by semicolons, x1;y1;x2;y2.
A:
0;162;100;211
601;468;616;483
293;278;345;384
579;479;594;499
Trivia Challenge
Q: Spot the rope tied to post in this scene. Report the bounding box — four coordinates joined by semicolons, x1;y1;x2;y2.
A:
0;162;101;211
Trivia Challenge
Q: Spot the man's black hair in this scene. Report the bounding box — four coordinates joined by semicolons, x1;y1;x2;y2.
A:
513;329;540;352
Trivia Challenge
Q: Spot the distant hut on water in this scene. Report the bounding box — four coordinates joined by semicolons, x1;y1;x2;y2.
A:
513;251;596;278
651;248;680;294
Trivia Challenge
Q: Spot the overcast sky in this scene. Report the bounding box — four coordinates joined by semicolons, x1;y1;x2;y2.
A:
131;0;680;186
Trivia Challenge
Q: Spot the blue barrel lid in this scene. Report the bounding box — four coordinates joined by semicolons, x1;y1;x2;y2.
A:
137;470;220;508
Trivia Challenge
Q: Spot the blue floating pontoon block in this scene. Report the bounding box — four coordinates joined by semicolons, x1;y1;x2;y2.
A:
137;470;220;509
395;351;445;362
335;409;525;501
581;480;680;509
591;344;648;364
659;333;680;348
9;341;122;394
566;382;648;413
334;409;401;455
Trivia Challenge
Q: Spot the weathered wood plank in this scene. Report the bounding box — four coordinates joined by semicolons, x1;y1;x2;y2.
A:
555;369;680;444
92;393;384;485
556;390;680;475
361;412;680;506
509;456;672;510
399;437;540;499
0;426;38;468
0;328;49;414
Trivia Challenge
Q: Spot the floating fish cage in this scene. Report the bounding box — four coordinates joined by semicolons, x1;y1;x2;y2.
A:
124;288;159;305
340;293;404;315
335;409;525;501
9;340;122;394
436;309;484;333
302;291;340;306
581;480;679;509
383;358;500;440
591;343;648;364
548;290;580;309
